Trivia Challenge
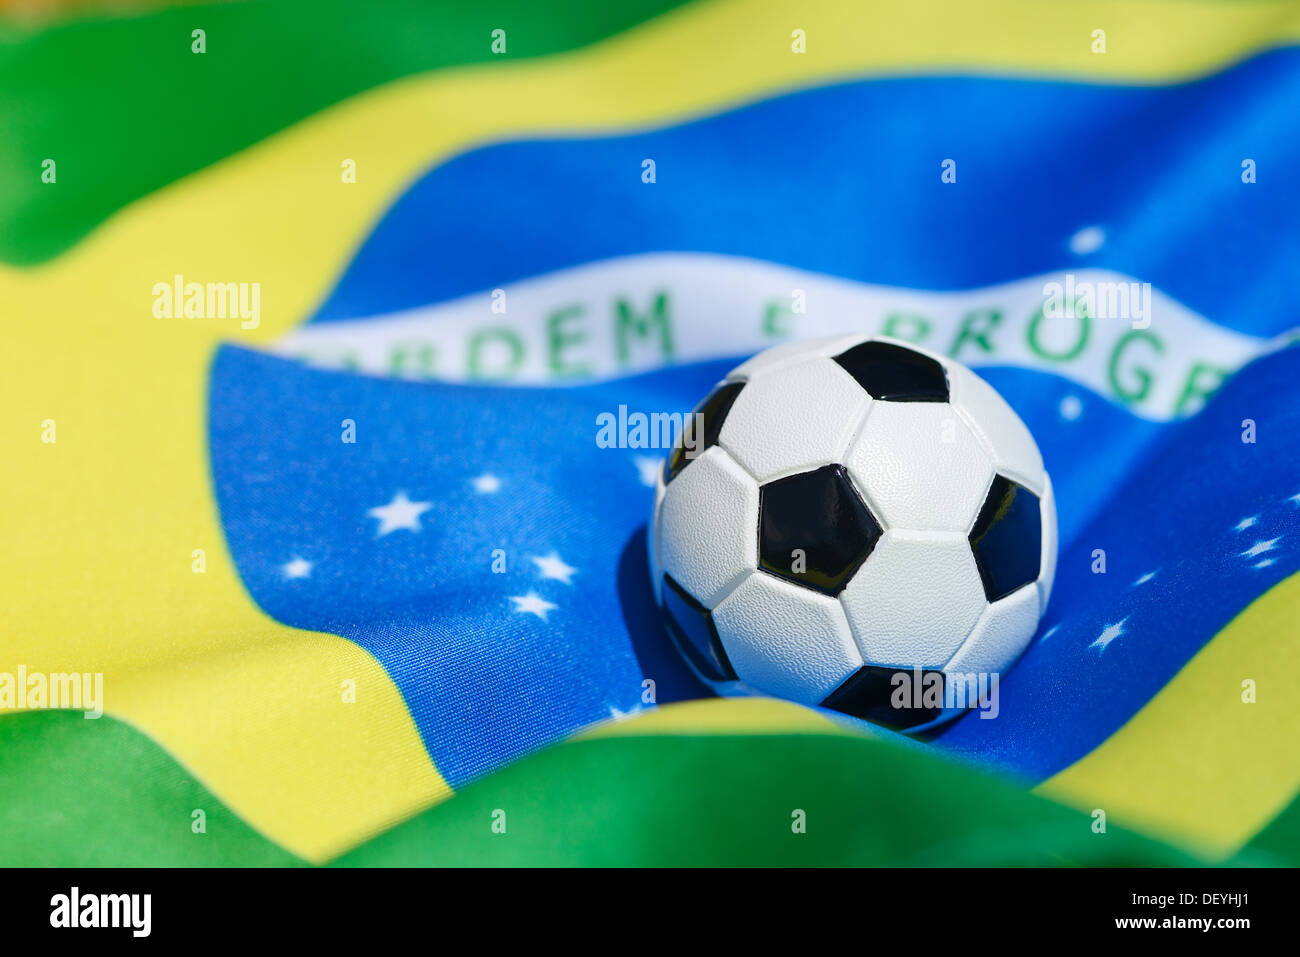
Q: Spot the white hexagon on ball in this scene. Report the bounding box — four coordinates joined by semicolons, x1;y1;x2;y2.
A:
657;445;758;607
845;402;994;533
712;572;864;706
840;530;988;668
718;357;868;483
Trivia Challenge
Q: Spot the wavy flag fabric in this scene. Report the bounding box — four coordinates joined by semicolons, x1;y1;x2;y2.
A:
2;0;1299;866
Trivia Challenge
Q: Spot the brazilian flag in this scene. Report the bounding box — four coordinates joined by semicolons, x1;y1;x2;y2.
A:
1;0;1298;869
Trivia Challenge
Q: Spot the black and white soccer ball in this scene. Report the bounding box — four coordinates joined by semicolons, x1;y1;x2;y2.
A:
649;336;1056;731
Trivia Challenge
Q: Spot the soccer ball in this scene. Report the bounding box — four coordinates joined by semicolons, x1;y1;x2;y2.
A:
649;336;1056;731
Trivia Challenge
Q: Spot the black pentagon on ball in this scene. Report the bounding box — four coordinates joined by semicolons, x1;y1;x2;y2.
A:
969;475;1042;602
821;665;946;731
833;340;949;402
663;381;745;484
758;464;882;596
661;574;737;682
